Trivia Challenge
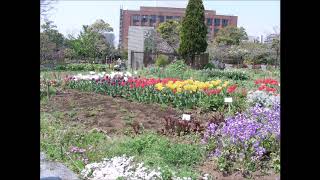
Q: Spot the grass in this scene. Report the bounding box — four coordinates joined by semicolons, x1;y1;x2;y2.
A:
40;112;206;179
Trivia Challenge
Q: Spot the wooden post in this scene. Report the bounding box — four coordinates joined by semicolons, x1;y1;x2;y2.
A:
47;81;50;100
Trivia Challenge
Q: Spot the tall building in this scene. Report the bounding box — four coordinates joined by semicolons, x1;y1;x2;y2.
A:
119;6;238;50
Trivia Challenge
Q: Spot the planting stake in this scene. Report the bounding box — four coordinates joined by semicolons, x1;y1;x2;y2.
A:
47;81;50;100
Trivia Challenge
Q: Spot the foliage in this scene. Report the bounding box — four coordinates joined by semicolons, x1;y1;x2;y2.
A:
155;55;170;67
241;42;272;65
179;0;208;64
202;69;250;80
54;63;109;72
40;20;65;62
106;133;205;179
66;19;114;62
157;20;181;53
214;26;248;46
120;49;128;60
202;63;215;70
144;29;156;53
166;60;188;73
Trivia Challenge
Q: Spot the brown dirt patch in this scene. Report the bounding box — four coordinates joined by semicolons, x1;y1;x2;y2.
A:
41;90;182;134
197;159;279;180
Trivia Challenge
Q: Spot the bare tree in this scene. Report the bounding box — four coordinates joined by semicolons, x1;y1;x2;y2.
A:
40;0;57;20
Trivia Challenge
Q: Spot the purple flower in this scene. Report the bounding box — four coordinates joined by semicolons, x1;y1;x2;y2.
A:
69;146;86;154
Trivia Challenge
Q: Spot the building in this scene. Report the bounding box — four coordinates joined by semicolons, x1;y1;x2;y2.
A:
127;26;154;70
244;36;260;43
264;34;279;44
119;6;238;49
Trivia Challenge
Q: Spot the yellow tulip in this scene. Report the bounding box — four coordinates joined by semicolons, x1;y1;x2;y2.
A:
217;86;222;90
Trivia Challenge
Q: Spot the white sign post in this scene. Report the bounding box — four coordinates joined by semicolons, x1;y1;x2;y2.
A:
182;114;191;121
224;97;233;113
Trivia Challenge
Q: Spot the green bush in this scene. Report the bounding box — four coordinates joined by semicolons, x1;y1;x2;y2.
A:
202;69;250;80
202;63;215;70
155;55;169;67
166;60;188;72
54;63;108;72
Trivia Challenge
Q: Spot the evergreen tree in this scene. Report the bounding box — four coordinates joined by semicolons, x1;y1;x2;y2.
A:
179;0;208;65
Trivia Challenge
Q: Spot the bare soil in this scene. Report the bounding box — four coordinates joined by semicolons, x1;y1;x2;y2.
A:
41;90;182;134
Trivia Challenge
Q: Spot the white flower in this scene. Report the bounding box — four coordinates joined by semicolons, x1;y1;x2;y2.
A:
81;155;162;180
89;71;95;75
134;71;137;75
124;77;128;81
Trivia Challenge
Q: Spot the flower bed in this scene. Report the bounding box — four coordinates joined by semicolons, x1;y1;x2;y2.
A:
65;72;243;110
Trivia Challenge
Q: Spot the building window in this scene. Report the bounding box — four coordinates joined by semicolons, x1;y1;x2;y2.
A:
141;15;148;22
158;16;165;23
166;16;173;20
150;15;156;24
207;18;212;26
214;18;221;26
132;15;140;25
174;16;181;21
132;15;140;22
222;19;229;27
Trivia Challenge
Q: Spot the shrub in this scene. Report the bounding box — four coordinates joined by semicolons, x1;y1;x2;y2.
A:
166;60;188;72
54;63;108;72
202;69;250;80
155;55;170;67
202;63;215;70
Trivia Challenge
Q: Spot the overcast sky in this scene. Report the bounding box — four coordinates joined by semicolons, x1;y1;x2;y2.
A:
44;0;280;47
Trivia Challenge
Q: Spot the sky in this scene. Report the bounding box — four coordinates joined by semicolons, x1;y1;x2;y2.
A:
44;0;280;47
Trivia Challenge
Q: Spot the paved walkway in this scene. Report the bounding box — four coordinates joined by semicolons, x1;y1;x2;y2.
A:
40;152;80;180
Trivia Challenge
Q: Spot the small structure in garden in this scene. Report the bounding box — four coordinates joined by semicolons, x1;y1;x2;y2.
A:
128;26;179;70
128;26;155;70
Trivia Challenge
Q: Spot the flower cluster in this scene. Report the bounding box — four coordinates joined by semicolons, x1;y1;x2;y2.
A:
247;90;280;108
254;78;279;94
67;71;133;82
69;146;86;153
155;79;236;94
81;155;162;180
202;99;280;173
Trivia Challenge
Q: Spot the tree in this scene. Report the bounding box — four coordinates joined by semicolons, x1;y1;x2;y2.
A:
215;26;248;46
41;20;65;49
66;20;114;62
271;34;280;67
40;33;56;62
40;0;56;20
40;20;65;62
179;0;208;65
157;20;181;54
241;42;270;65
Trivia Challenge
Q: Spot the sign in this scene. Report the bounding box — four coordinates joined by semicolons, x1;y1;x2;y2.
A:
182;114;191;121
224;97;233;103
